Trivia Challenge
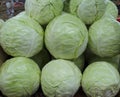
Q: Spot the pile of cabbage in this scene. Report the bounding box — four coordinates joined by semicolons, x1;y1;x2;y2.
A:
0;0;120;97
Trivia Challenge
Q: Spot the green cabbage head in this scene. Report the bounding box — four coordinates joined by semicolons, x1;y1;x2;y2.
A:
103;0;118;19
69;0;107;25
0;57;41;97
45;13;88;59
0;12;44;57
82;61;120;97
88;17;120;57
25;0;63;25
41;59;82;97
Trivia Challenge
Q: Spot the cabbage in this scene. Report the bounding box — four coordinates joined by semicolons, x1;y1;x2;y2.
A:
25;0;63;25
0;57;41;97
45;13;88;59
41;59;82;97
69;0;107;25
102;0;118;19
82;61;120;97
0;12;44;57
88;17;120;57
0;19;4;29
31;48;51;70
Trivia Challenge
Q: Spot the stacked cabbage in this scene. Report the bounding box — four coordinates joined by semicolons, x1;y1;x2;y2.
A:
45;13;88;59
0;0;120;97
0;12;44;57
82;62;120;97
0;57;41;97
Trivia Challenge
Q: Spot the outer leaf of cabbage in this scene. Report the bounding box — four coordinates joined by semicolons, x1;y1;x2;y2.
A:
103;0;118;19
41;59;82;97
82;61;120;97
88;17;120;57
25;0;63;25
45;13;88;59
0;12;44;57
0;57;41;97
69;0;107;25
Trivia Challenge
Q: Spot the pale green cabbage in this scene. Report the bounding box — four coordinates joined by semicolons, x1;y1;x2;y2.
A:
69;0;107;24
45;13;88;59
88;17;120;57
0;12;44;57
0;57;41;97
25;0;63;25
103;0;118;19
41;59;82;97
82;61;120;97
